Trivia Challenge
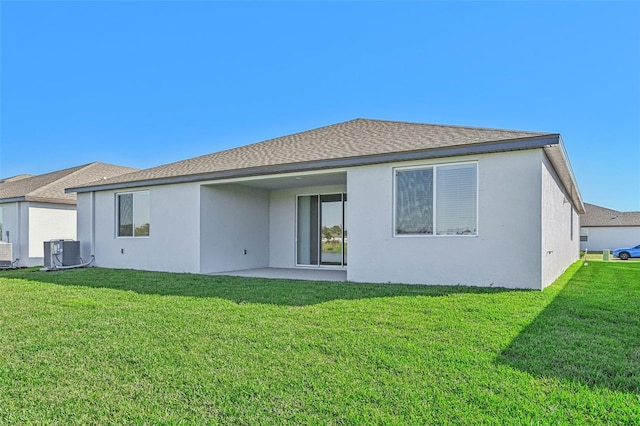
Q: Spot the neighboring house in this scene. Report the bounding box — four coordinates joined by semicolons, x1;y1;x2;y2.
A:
0;162;138;267
68;119;584;290
580;203;640;252
0;174;33;184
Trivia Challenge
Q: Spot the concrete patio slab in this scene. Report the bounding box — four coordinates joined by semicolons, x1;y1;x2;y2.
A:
210;267;347;282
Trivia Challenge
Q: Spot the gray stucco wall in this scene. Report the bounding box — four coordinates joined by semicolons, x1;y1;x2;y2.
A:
81;183;201;273
200;184;270;273
346;150;544;289
540;155;580;288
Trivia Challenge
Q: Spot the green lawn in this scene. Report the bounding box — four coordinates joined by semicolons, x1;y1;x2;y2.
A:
0;263;638;424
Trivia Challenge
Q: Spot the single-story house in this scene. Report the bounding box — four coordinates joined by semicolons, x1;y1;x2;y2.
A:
0;162;138;267
68;119;584;290
580;203;640;252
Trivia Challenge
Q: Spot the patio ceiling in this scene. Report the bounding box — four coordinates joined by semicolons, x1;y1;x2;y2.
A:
204;171;347;191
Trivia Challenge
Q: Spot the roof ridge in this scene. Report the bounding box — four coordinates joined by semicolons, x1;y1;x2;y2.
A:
610;209;640;215
585;202;623;214
130;119;367;173
0;174;33;183
355;118;553;136
585;202;640;214
137;118;551;175
27;163;96;197
71;164;142;188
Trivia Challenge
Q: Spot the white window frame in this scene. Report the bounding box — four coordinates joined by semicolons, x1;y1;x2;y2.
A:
115;190;150;238
393;161;479;237
580;228;588;242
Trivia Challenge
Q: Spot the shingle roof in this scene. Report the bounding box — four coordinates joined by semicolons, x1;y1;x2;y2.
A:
72;118;552;188
67;118;584;213
581;203;640;227
0;162;139;205
0;174;33;184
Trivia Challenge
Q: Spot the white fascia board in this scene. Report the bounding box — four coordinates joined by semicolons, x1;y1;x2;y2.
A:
543;138;585;214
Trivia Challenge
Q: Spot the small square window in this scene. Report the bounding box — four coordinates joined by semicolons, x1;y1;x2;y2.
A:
116;191;150;237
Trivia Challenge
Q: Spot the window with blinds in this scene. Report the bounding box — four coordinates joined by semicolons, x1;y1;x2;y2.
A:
395;162;477;236
395;168;434;234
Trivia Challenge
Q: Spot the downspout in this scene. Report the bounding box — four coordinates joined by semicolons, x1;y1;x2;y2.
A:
15;202;21;266
91;191;96;259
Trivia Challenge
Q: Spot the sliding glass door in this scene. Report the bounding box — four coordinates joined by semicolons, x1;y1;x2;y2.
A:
297;193;347;267
296;195;319;265
320;194;343;266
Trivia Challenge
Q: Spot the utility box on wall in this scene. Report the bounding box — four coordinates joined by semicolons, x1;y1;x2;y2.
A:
44;240;81;268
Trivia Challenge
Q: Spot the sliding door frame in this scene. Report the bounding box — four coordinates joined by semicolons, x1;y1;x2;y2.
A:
295;192;347;268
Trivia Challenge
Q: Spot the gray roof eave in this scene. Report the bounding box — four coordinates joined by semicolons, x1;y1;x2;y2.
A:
24;196;77;205
0;196;76;205
0;197;26;204
67;134;560;194
542;138;585;214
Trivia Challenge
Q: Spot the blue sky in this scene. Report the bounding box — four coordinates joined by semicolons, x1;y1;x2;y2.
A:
1;1;639;211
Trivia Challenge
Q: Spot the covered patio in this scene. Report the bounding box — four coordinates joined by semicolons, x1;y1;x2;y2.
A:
199;169;348;275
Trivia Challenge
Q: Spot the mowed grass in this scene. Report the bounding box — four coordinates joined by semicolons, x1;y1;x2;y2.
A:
0;263;638;424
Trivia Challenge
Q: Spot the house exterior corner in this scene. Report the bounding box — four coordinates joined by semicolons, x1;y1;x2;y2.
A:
540;153;581;288
347;150;544;289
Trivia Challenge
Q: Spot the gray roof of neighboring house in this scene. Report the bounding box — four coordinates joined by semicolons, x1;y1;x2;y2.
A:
0;162;139;205
66;118;584;213
581;203;640;227
0;174;33;184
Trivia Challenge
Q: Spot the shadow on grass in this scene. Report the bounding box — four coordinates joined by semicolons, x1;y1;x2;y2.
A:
0;266;518;307
498;262;640;393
